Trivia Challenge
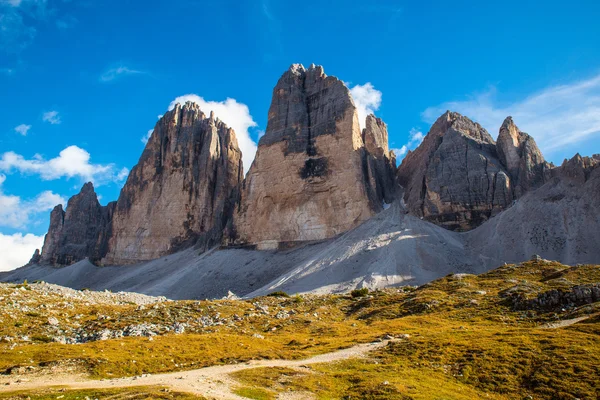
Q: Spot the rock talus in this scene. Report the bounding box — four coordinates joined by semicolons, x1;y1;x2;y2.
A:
102;102;243;264
231;64;394;248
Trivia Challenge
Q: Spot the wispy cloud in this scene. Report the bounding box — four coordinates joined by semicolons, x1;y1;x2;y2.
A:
349;82;383;131
42;110;61;124
141;129;153;145
0;173;66;230
0;145;128;185
100;65;147;83
0;67;15;76
169;95;258;173
0;3;36;53
14;123;31;136
392;128;425;160
422;73;600;155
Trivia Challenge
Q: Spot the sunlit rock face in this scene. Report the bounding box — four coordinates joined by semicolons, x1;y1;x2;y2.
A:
231;64;395;249
102;102;243;264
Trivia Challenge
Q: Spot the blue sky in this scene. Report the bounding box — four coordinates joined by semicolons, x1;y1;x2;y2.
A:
1;0;600;270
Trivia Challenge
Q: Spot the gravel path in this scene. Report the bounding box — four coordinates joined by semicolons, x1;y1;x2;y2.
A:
0;340;395;399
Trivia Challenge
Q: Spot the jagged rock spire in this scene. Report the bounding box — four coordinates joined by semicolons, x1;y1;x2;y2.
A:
497;116;550;197
101;102;243;265
40;182;114;266
397;111;512;231
231;64;395;248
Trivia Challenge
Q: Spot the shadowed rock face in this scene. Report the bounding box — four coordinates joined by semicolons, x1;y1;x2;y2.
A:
397;111;513;231
40;182;114;265
231;64;395;248
362;114;397;205
496;117;552;197
101;102;243;265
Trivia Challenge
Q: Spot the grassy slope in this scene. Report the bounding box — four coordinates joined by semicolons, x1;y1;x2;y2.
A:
1;260;599;399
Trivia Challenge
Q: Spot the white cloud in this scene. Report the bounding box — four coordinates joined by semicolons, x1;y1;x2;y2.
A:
100;66;146;82
42;110;61;124
0;232;44;271
0;145;125;185
422;74;600;154
141;129;153;144
116;167;129;181
169;95;258;173
392;128;425;162
0;173;65;229
349;82;382;131
14;123;30;136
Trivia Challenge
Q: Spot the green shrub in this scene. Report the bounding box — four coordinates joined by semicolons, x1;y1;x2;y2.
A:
267;291;290;298
351;288;369;298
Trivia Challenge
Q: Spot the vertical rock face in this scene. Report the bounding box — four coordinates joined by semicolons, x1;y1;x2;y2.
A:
397;111;513;231
232;64;390;249
362;114;397;204
102;102;243;265
496;117;551;197
40;182;114;265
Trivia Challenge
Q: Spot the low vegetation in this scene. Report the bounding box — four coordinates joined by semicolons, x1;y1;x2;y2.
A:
0;259;598;399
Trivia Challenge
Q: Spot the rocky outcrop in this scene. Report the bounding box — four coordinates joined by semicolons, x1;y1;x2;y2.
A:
231;64;393;249
496;117;551;197
362;114;397;205
40;182;114;265
102;102;243;265
397;111;513;231
555;153;599;184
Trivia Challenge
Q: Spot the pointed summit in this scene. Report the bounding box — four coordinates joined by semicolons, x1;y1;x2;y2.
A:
40;183;113;266
102;104;243;265
232;64;393;248
497;116;550;197
397;111;510;231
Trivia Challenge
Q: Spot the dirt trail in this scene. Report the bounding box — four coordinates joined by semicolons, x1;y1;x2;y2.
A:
0;340;394;400
540;314;596;329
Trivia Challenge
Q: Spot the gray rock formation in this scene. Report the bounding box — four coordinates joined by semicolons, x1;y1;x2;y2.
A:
40;182;114;265
397;111;512;231
496;116;551;197
101;102;243;265
469;153;600;264
362;114;397;205
231;64;395;249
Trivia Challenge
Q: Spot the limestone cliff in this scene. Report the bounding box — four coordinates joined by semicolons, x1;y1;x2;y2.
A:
40;182;114;265
231;64;394;249
102;102;243;264
496;117;551;197
397;111;513;231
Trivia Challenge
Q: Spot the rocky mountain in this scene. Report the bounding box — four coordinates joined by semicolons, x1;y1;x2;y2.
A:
496;116;551;197
18;63;599;299
102;103;243;265
469;153;600;264
231;64;396;249
40;182;114;265
397;111;512;231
